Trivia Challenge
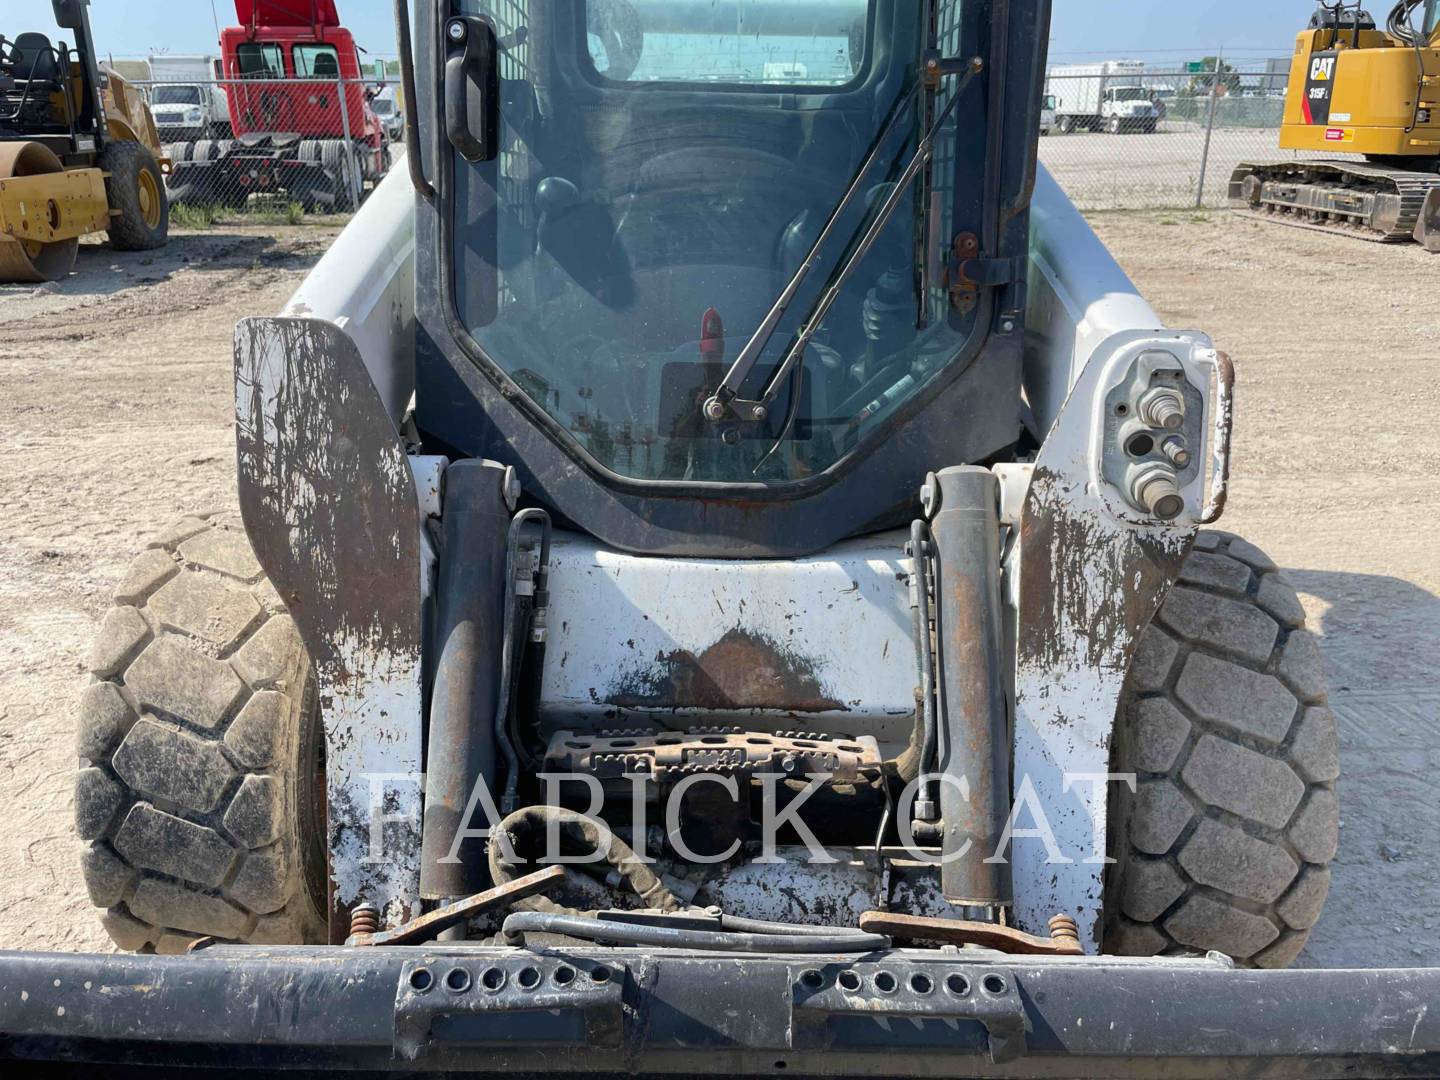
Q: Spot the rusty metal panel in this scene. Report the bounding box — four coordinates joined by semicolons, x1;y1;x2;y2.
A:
235;316;424;935
544;728;882;786
1009;330;1231;950
539;531;918;748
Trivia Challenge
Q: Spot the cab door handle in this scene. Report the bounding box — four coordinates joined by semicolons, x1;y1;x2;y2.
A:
444;16;498;162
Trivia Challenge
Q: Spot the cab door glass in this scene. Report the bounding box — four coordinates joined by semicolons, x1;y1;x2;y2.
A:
447;0;990;485
293;44;342;79
236;42;285;78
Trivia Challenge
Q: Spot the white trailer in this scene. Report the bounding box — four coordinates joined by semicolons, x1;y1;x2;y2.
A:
1047;59;1159;134
146;54;230;140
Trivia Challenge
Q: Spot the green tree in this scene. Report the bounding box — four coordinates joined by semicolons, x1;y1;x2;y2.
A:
1185;57;1242;97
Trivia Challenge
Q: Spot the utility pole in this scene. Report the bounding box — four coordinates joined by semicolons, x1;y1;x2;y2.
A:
1195;49;1224;208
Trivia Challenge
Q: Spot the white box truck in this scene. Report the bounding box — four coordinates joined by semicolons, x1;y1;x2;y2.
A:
147;54;230;141
1047;60;1159;134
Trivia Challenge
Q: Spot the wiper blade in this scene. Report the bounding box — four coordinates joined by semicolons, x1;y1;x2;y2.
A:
704;55;981;425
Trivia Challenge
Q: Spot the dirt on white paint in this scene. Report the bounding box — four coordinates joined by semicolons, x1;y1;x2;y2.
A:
0;211;1434;968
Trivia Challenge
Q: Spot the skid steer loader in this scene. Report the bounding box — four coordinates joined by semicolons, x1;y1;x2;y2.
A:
3;0;1436;1075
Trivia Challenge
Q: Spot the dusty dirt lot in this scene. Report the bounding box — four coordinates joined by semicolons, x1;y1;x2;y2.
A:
0;211;1435;967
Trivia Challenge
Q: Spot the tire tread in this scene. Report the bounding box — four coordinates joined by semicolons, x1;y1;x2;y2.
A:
76;514;324;950
1107;531;1338;967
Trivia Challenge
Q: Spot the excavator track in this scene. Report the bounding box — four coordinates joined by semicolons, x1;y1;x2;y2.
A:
1229;158;1440;244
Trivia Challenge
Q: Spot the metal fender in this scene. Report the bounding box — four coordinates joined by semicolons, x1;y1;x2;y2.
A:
1009;330;1234;948
234;315;424;938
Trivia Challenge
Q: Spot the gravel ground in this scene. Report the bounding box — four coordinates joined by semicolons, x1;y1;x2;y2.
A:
0;210;1434;967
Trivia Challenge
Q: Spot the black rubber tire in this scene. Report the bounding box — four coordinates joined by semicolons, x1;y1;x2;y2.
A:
1106;531;1339;968
99;141;169;251
320;141;360;211
1057;115;1074;135
76;513;328;954
1107;115;1124;135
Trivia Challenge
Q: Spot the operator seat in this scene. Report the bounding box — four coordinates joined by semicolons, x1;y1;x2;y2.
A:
311;52;339;79
534;98;861;350
10;33;60;84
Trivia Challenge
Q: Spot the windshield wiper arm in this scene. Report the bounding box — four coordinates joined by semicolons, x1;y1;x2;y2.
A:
703;55;982;425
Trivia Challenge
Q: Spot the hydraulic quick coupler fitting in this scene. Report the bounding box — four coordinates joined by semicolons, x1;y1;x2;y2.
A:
1137;385;1185;431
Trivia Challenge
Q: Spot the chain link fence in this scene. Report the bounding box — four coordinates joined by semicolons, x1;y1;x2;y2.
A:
133;61;1318;221
1038;57;1333;210
133;77;404;224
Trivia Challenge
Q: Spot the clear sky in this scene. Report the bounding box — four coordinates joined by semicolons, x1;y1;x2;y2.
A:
7;1;1308;63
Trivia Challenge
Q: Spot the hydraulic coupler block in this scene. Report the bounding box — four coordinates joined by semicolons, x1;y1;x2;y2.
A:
926;466;1012;908
1102;345;1229;524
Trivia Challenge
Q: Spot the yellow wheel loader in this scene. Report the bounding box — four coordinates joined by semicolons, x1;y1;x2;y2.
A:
1232;0;1440;247
0;0;168;284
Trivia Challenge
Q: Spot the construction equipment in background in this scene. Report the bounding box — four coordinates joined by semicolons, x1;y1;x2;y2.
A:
164;0;389;212
0;0;169;283
1231;0;1440;247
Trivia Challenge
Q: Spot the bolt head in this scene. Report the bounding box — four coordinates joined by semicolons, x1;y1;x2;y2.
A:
502;466;521;511
750;404;768;422
703;397;726;422
447;21;467;42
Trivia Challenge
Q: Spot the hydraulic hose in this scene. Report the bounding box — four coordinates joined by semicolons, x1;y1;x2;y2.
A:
1386;0;1433;134
911;519;939;809
496;509;552;814
718;914;876;938
1388;0;1428;44
502;911;892;953
488;806;681;914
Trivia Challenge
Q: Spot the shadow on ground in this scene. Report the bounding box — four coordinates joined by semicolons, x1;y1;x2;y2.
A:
1287;568;1440;969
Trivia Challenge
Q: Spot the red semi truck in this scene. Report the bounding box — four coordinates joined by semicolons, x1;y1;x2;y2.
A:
166;0;388;211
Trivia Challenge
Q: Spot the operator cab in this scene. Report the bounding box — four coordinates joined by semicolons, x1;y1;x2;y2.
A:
1;34;66;136
418;0;1045;554
444;1;995;483
1;1;107;157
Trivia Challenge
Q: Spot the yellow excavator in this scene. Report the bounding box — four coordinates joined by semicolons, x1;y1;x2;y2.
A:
1231;0;1440;248
0;0;169;283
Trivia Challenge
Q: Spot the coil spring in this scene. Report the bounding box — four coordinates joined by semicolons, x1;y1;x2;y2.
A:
349;903;381;937
1048;913;1080;945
